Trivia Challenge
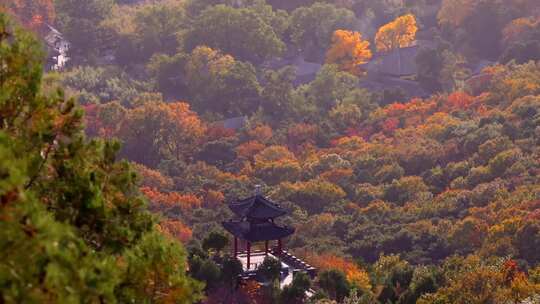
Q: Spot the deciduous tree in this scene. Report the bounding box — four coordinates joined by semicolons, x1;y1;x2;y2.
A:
326;30;372;75
1;0;55;32
375;14;418;52
185;5;285;63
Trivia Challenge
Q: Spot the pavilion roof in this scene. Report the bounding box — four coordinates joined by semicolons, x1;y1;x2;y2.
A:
222;221;294;242
229;195;287;220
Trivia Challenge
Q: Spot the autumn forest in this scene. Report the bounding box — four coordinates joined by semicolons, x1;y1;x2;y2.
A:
1;0;540;303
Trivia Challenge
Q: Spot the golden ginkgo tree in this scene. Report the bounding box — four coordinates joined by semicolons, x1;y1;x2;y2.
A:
326;29;372;75
375;14;418;52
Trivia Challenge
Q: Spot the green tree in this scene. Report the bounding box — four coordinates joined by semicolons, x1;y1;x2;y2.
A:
259;256;282;283
261;66;297;121
54;0;114;61
306;64;359;111
202;231;229;254
184;46;262;115
280;272;312;303
193;259;222;290
118;232;204;302
185;4;285;63
221;255;243;289
0;14;203;302
318;269;351;302
289;3;357;61
104;0;186;64
384;176;430;206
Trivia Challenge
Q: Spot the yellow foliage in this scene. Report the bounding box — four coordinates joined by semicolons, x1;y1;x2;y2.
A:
375;14;418;52
326;30;372;75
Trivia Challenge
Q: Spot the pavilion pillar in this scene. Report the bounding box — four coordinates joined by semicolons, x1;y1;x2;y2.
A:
265;240;269;256
246;241;251;270
233;237;238;257
277;239;282;255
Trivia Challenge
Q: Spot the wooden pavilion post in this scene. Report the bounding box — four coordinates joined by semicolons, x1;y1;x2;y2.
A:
246;241;251;270
277;239;282;255
264;240;269;256
233;237;238;257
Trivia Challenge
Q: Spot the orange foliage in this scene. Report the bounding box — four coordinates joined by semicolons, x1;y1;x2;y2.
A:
308;254;371;290
253;146;302;184
320;168;354;184
159;219;193;243
204;189;225;207
326;30;372;75
445;91;476;111
247;124;273;143
167;102;207;142
133;163;174;190
121;101;206;163
236;140;266;160
287;123;318;147
502;17;539;45
241;280;265;304
254;145;297;164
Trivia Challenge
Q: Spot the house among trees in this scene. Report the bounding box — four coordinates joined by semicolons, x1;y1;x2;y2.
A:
222;189;316;288
366;45;420;78
361;45;429;98
215;116;248;130
44;25;70;70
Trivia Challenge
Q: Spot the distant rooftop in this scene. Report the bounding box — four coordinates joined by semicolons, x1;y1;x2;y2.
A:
215;116;247;130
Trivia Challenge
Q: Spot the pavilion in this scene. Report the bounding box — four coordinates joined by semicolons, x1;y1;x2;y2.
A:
222;193;294;270
222;191;317;289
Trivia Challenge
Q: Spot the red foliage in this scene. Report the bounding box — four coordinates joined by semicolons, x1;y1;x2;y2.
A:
503;259;519;284
141;187;202;212
3;0;55;33
206;125;236;141
446;91;475;110
382;118;400;135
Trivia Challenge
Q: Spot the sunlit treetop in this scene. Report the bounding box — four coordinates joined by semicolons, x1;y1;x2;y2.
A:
375;14;418;52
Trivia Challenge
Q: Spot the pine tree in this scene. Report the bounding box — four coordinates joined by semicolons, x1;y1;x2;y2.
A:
0;13;203;303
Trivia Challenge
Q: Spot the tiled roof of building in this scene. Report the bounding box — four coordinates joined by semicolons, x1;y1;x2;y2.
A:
367;45;420;77
216;116;247;130
229;195;287;219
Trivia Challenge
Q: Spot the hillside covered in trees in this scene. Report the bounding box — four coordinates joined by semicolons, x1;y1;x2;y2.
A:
2;0;540;303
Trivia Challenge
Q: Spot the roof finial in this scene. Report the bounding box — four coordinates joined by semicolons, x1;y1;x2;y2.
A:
254;184;262;196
